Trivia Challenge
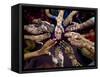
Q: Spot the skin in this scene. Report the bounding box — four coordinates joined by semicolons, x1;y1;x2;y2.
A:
59;40;82;66
24;10;95;67
56;10;64;26
24;33;51;42
24;40;36;53
24;19;52;34
45;9;78;26
64;32;95;60
45;9;55;18
65;17;95;31
55;26;63;40
63;11;78;26
55;10;64;40
51;46;64;67
65;22;81;32
24;39;57;61
45;9;64;40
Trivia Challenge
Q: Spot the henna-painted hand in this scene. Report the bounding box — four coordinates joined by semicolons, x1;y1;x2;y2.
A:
71;59;82;66
39;39;57;55
59;40;82;66
55;26;64;40
65;32;95;60
63;15;73;26
64;32;88;48
65;22;81;31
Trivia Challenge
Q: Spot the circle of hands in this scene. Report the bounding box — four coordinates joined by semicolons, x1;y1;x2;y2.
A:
24;10;95;67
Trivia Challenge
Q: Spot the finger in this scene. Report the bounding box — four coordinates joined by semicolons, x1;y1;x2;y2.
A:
46;39;54;45
43;39;53;48
64;32;75;38
65;26;72;31
71;27;74;31
49;39;56;45
47;41;57;49
71;22;76;24
61;26;64;33
50;41;57;47
60;40;70;48
52;38;57;41
73;27;77;31
68;38;78;45
69;19;72;24
64;32;72;37
59;41;66;48
70;40;82;47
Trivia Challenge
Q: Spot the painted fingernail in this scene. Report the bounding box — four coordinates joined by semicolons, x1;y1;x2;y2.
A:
52;38;57;41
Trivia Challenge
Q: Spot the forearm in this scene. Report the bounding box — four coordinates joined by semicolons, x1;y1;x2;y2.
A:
84;43;95;54
63;11;78;26
65;49;81;66
69;11;78;17
80;40;95;60
57;10;64;26
24;50;41;61
24;33;51;42
45;9;53;18
65;48;77;61
81;47;94;60
82;36;94;45
80;17;95;29
80;36;95;54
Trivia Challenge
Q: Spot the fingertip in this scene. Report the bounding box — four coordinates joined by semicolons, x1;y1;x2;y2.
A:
52;38;57;41
55;41;57;44
64;33;67;37
68;38;71;41
64;32;71;37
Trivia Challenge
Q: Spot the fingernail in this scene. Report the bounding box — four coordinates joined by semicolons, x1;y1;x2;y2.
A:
52;38;57;41
55;41;57;44
68;38;71;41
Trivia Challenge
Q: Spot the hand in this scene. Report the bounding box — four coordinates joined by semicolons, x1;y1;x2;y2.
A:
56;17;63;26
55;26;64;40
67;15;73;24
65;22;81;31
65;32;95;60
63;15;73;26
71;59;82;66
56;10;64;26
59;40;82;66
64;32;88;48
39;39;57;55
24;33;51;42
63;11;78;26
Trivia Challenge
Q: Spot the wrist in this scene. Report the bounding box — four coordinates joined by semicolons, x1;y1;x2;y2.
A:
37;49;43;55
69;55;76;60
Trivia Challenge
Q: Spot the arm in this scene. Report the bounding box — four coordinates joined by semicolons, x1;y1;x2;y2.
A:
63;11;78;26
24;33;51;42
45;9;57;19
56;10;64;26
80;17;95;29
64;32;95;60
24;50;41;61
24;39;57;61
65;17;95;31
54;10;64;40
59;40;82;66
